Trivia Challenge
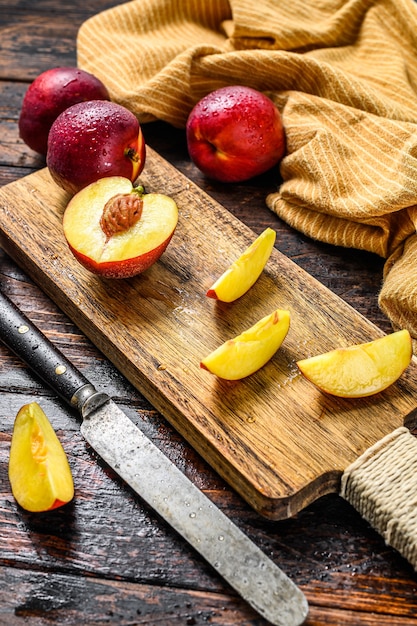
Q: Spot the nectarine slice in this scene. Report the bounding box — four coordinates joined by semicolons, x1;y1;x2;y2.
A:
201;308;290;380
297;329;412;398
207;227;276;302
63;176;178;279
8;402;74;512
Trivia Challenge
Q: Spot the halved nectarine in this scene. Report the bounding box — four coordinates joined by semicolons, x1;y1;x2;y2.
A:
201;308;290;380
297;329;413;397
206;227;276;302
63;176;178;279
8;402;74;512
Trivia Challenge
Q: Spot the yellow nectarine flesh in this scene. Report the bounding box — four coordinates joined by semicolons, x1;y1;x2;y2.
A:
63;176;178;278
297;329;412;398
8;402;74;512
207;227;276;302
201;308;290;380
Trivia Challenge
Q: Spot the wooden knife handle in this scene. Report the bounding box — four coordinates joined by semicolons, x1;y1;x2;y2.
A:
341;426;417;570
0;289;93;410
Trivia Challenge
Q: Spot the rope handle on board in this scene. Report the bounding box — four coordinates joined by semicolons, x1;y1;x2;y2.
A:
341;426;417;569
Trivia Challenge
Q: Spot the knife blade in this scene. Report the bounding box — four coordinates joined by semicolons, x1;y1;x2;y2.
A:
0;289;308;626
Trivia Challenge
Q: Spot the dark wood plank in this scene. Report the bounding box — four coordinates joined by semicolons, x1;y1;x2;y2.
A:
0;0;127;80
2;563;417;625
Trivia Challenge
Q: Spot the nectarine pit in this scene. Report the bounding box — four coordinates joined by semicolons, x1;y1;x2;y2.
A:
100;188;144;242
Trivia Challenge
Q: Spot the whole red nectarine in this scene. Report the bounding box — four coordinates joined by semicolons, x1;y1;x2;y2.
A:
47;100;146;195
186;85;285;183
19;66;110;156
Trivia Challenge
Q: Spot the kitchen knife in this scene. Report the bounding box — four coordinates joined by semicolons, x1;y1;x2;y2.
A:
0;289;308;626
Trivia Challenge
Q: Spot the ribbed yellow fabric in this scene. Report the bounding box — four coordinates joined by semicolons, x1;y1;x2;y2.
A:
77;0;417;346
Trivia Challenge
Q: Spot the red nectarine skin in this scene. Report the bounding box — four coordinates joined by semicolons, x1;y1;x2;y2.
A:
68;233;175;279
19;67;110;155
186;85;286;183
47;100;146;195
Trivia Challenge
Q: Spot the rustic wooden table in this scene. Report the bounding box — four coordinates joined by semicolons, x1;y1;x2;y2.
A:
1;1;417;624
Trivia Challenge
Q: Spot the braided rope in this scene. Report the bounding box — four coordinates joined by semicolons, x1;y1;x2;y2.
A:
341;427;417;570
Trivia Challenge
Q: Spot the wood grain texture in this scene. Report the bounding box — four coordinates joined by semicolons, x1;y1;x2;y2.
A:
2;564;417;625
1;151;416;520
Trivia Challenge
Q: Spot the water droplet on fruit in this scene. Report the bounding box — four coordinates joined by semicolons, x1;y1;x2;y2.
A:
62;78;77;88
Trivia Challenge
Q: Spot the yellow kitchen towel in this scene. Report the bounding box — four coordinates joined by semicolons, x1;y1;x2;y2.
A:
77;0;417;346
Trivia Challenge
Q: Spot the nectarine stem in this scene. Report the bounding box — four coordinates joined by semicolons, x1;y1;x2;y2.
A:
125;147;139;162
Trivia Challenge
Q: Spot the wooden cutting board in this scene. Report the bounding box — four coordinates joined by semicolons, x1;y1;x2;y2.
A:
1;147;417;520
